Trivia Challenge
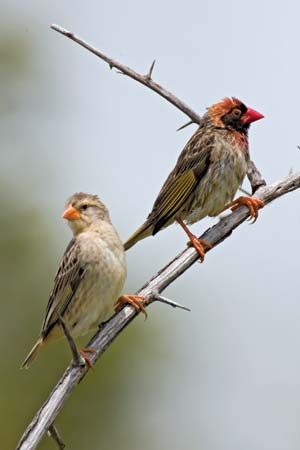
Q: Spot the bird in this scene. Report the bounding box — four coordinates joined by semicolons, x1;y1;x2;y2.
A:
124;97;264;260
21;192;144;369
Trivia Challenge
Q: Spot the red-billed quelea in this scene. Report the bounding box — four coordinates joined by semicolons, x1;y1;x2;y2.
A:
21;193;144;369
124;97;264;260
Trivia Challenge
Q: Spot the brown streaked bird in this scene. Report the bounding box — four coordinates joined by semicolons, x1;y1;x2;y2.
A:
124;97;264;260
21;193;144;369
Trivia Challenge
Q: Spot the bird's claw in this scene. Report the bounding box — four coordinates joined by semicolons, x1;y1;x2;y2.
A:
187;237;212;262
229;196;264;223
78;347;96;369
115;295;147;319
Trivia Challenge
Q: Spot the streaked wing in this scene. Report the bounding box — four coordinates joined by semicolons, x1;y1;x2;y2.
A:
152;170;197;233
150;129;214;233
41;238;85;337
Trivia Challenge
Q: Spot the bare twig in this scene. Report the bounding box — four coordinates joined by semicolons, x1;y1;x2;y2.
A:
239;187;251;196
50;24;266;192
247;160;267;194
48;425;65;450
50;24;201;125
16;171;300;450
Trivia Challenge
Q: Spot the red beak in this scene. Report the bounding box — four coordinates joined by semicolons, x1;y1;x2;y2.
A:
242;107;264;125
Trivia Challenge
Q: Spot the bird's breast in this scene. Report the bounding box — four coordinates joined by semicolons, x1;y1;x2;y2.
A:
185;138;248;223
64;234;126;337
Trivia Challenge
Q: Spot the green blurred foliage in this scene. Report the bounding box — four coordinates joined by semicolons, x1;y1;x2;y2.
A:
0;123;167;447
0;25;168;450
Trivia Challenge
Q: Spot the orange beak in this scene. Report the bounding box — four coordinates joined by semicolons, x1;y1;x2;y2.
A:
62;204;81;221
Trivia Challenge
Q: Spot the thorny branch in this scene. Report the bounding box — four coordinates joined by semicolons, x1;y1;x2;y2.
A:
50;25;201;124
17;172;300;450
16;24;294;450
50;24;266;193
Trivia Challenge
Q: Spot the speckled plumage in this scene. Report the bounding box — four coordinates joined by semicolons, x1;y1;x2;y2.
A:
183;130;248;224
21;193;126;369
124;97;262;250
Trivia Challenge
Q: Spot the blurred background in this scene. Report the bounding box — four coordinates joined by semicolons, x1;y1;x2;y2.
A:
2;1;300;449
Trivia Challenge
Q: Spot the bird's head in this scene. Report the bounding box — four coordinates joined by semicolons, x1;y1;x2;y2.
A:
207;97;264;133
62;192;110;235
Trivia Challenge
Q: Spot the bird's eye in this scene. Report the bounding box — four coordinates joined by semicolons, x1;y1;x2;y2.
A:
81;205;88;211
232;108;241;118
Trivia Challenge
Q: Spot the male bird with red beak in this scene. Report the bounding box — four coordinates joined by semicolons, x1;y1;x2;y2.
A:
124;97;264;260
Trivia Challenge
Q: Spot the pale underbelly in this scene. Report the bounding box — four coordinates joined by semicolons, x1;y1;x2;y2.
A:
64;268;125;338
185;169;246;224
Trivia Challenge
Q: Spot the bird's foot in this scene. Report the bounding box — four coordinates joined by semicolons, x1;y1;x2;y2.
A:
227;196;264;223
79;347;96;369
177;218;212;262
187;236;212;262
115;294;147;319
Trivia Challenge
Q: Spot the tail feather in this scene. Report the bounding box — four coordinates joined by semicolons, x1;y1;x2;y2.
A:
124;221;153;251
21;337;44;370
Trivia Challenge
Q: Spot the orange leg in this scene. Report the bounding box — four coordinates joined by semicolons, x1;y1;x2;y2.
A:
115;294;147;319
177;218;212;263
226;196;264;223
79;347;96;369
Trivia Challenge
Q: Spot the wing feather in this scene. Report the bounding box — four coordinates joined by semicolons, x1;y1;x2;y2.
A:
149;129;214;233
41;238;85;337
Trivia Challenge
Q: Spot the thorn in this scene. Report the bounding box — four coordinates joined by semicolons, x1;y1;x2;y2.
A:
57;313;85;367
109;63;113;70
176;120;194;131
150;291;191;312
48;424;66;449
239;187;251;196
145;59;156;80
